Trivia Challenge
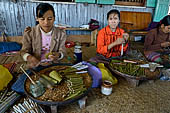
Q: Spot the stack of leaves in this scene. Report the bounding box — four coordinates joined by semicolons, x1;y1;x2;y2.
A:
110;60;145;77
65;74;87;100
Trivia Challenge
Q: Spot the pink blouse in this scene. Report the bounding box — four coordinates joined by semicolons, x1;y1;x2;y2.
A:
40;28;52;62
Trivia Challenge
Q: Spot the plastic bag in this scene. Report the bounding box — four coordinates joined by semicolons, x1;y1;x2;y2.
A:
88;19;100;30
97;63;118;85
0;65;13;91
85;62;102;88
160;69;170;81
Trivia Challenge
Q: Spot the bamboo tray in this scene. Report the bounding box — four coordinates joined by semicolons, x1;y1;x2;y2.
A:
106;64;161;87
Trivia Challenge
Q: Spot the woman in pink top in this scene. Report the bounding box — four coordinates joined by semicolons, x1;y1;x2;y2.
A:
21;3;66;68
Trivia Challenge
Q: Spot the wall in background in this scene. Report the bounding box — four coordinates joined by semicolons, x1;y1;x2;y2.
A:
0;0;154;36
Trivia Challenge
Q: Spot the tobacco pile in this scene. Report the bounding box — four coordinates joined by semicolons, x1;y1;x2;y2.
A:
25;66;92;102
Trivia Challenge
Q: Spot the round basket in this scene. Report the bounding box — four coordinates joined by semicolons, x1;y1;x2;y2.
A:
106;64;161;81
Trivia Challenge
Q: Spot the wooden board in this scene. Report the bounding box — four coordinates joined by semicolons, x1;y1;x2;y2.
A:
0;34;93;45
0;36;23;44
115;1;145;6
66;35;91;43
120;11;152;32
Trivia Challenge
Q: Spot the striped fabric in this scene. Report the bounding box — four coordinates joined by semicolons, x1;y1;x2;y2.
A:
146;52;162;63
3;62;17;73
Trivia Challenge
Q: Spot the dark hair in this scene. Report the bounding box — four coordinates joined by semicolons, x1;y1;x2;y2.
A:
107;9;120;20
36;3;55;18
161;15;170;26
156;15;170;34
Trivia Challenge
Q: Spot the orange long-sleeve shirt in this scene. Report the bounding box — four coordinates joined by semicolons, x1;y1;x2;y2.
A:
97;25;128;58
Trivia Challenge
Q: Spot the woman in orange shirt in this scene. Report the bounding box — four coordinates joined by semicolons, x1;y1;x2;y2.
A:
97;9;129;59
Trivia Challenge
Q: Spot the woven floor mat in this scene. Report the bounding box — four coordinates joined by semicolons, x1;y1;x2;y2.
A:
57;77;170;113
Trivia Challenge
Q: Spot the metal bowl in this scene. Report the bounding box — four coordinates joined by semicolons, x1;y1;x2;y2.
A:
24;63;92;106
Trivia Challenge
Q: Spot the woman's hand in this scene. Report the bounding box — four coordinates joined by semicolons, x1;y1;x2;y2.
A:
123;33;129;42
108;34;128;50
108;38;125;50
115;38;126;45
161;42;170;48
27;55;40;68
48;52;61;61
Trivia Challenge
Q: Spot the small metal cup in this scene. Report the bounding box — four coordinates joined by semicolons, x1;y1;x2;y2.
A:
30;81;45;98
